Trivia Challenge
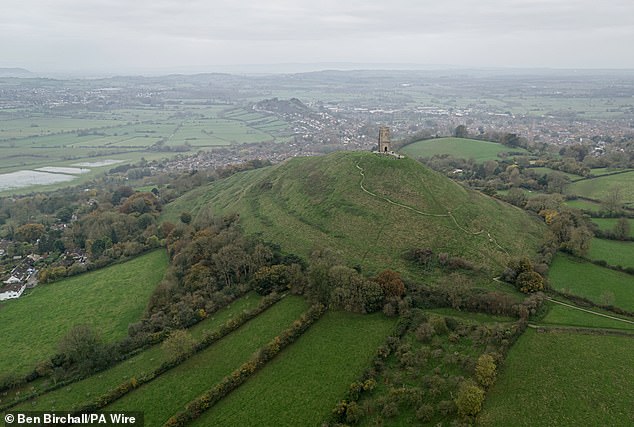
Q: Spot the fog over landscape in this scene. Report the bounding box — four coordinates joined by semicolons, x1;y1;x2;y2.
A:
2;0;634;74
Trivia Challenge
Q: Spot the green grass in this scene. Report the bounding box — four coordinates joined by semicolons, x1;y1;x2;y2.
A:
541;301;634;330
567;171;634;206
527;166;582;181
106;296;309;426
192;311;396;427
162;152;545;276
548;253;634;311
401;137;530;162
8;293;262;411
587;238;634;269
479;329;634;426
0;250;168;377
426;307;515;323
563;198;604;213
592;218;634;238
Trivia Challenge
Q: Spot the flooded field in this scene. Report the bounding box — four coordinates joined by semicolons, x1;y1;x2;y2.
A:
36;167;90;174
0;170;76;191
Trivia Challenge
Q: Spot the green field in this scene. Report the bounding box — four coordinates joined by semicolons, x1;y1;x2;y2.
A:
541;301;634;330
192;311;396;427
587;238;634;269
106;296;309;426
563;198;604;213
548;253;634;311
479;329;634;426
526;167;582;181
401;137;530;162
0;250;168;377
9;293;262;411
567;171;634;206
592;218;634;238
0;105;290;194
162;152;545;275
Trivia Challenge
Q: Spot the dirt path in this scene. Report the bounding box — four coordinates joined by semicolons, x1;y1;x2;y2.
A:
545;297;634;325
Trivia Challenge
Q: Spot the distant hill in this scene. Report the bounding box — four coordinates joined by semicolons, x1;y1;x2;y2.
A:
163;152;545;274
0;67;32;77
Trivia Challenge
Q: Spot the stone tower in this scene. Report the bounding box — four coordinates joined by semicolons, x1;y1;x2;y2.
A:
378;126;391;153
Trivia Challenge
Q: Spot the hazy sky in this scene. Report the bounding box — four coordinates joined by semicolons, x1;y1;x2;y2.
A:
2;0;633;74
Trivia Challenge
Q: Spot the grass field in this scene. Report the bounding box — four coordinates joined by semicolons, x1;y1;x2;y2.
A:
0;250;168;377
0;105;290;193
191;311;396;427
162;152;545;276
563;198;604;212
541;301;634;330
526;167;582;181
548;253;634;311
8;293;262;411
592;218;634;237
479;329;634;426
567;171;634;206
426;307;515;323
401;137;530;162
106;296;309;426
587;238;634;269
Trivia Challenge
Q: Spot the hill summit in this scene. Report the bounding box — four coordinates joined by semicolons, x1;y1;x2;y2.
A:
165;152;545;273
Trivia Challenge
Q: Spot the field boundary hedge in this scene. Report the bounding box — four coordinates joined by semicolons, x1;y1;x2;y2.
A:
163;304;327;427
71;293;283;414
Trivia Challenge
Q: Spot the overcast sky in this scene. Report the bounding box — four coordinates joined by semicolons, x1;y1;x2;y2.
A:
1;0;633;74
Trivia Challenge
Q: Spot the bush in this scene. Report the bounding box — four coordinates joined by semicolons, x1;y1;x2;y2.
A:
516;271;545;293
455;381;485;418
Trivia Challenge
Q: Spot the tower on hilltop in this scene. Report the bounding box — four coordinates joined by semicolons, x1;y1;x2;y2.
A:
378;126;391;153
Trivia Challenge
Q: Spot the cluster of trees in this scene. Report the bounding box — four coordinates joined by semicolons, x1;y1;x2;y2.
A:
501;257;545;294
328;308;521;426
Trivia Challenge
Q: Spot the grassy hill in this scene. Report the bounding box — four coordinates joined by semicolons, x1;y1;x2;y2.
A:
163;152;545;275
401;137;530;162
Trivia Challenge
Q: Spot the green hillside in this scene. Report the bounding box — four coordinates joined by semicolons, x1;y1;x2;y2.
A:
401;137;530;162
163;152;545;274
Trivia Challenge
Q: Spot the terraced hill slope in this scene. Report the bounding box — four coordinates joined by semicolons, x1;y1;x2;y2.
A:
164;152;545;274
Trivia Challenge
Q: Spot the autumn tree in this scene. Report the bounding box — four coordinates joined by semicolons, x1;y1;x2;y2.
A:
161;330;195;360
15;223;45;243
602;187;623;214
455;381;485;419
516;270;545;293
613;217;631;241
374;269;405;298
475;353;497;387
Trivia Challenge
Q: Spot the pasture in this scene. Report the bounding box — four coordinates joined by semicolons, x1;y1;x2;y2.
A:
478;329;634;426
9;293;262;411
592;217;634;238
541;301;634;330
563;198;603;213
192;311;396;427
548;253;634;311
567;171;634;206
0;105;290;193
587;238;634;269
401;137;530;162
0;250;168;377
106;296;309;426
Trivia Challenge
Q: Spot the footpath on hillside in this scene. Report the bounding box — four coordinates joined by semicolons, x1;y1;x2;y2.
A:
355;161;508;254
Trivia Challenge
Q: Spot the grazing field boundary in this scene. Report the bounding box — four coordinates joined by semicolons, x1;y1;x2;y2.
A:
163;304;326;427
72;293;283;414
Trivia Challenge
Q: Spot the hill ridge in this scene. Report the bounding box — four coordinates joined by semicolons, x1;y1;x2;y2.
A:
163;151;545;273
